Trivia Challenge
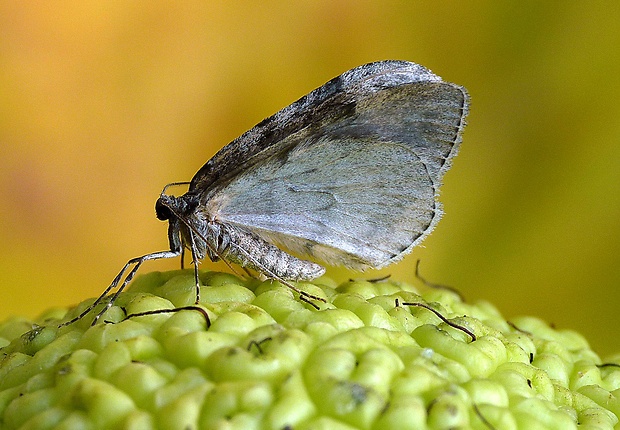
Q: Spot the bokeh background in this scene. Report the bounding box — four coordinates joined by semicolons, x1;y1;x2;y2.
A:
1;3;619;356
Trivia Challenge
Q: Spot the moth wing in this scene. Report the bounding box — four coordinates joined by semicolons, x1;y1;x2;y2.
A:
197;61;468;269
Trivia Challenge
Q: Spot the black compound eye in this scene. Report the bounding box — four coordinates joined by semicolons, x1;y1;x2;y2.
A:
155;198;172;221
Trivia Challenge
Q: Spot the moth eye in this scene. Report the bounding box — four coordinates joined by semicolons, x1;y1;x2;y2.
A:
155;198;172;221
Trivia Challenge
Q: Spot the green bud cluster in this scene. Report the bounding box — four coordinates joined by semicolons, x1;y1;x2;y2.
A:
0;270;618;429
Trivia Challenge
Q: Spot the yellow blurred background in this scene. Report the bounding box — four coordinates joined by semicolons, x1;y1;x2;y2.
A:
1;3;619;356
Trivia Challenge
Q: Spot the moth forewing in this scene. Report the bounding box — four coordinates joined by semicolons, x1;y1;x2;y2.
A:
62;60;468;326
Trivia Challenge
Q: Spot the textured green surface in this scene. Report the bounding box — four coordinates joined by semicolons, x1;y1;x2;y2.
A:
1;270;619;429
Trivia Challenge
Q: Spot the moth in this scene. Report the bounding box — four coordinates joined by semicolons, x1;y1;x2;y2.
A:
63;60;469;326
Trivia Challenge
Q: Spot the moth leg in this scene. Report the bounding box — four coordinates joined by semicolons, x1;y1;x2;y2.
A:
241;266;259;279
58;249;181;327
188;229;201;305
60;219;184;327
276;278;326;303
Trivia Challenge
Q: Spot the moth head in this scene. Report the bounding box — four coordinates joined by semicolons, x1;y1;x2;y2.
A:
155;196;173;221
156;181;196;221
155;192;199;222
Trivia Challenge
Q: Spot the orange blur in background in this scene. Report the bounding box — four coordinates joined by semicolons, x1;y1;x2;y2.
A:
1;3;619;356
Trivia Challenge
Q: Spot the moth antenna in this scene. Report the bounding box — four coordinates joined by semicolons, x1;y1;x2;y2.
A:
161;181;192;195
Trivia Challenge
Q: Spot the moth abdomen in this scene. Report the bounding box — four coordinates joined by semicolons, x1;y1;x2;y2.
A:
209;222;325;281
